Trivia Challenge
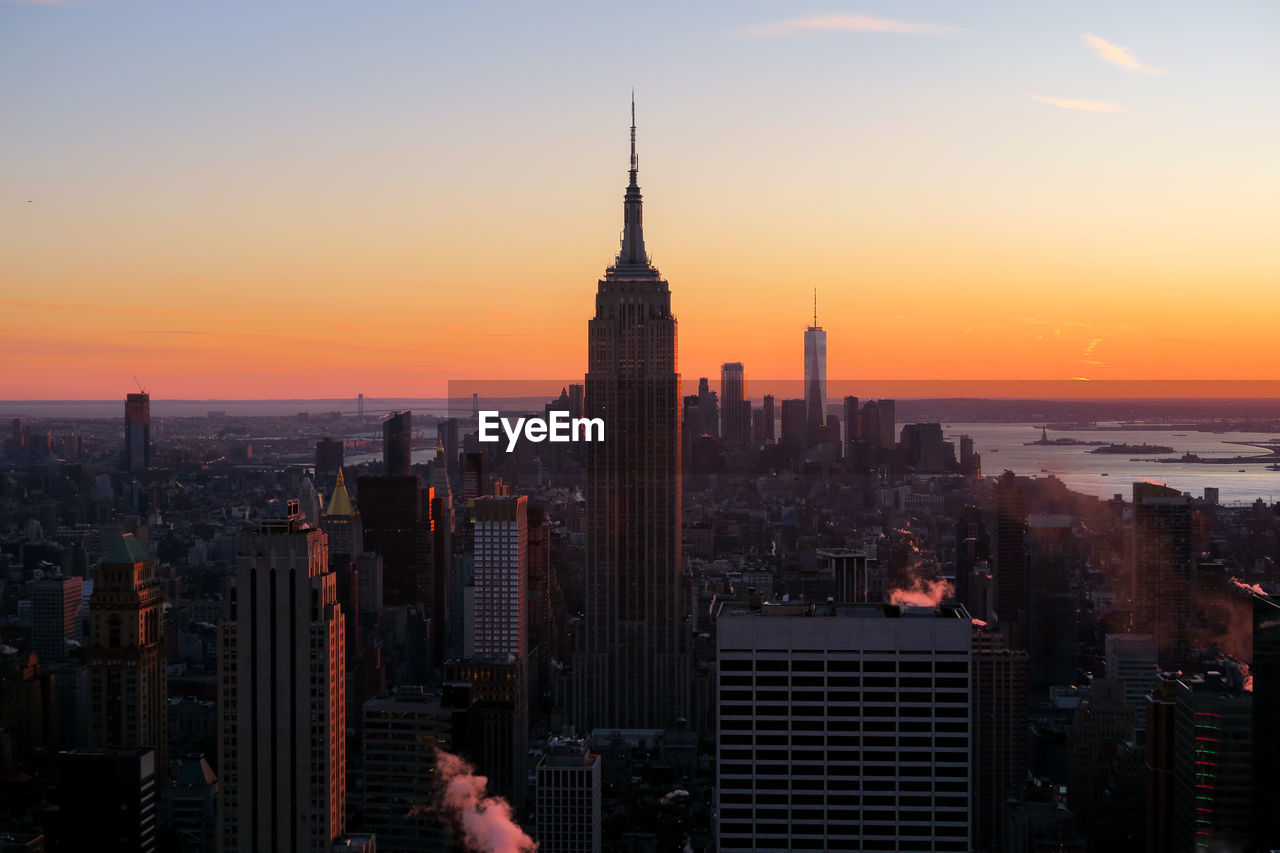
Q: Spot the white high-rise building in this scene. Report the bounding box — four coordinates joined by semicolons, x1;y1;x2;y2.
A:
218;501;346;852
716;602;972;852
472;496;527;662
535;736;602;853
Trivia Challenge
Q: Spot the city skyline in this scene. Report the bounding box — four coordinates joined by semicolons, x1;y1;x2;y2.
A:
5;2;1280;398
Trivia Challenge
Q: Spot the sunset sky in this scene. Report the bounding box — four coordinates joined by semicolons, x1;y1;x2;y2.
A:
3;1;1279;399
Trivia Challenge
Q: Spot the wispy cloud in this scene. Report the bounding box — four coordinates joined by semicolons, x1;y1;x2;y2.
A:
739;15;950;38
1030;95;1125;114
1083;33;1162;74
1082;338;1105;365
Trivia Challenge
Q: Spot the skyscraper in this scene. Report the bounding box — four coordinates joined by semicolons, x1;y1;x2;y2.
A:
125;392;150;472
315;438;344;490
473;496;527;662
218;502;346;852
1131;481;1192;665
383;411;412;476
52;748;158;852
319;469;362;562
577;99;688;731
719;362;748;445
716;603;972;851
88;534;167;770
803;291;826;439
31;575;82;666
535;736;602;853
995;471;1028;648
1252;592;1280;849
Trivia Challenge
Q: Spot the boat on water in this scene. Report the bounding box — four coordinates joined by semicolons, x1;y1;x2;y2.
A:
1101;473;1109;477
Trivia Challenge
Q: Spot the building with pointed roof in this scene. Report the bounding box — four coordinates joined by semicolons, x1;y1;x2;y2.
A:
576;98;689;731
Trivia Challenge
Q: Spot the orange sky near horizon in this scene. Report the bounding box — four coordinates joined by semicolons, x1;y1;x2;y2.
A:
4;2;1279;400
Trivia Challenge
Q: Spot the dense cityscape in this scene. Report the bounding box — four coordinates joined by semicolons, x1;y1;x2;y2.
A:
2;100;1280;853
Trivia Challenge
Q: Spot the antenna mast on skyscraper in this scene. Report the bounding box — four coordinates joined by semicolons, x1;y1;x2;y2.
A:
630;90;638;180
813;288;818;328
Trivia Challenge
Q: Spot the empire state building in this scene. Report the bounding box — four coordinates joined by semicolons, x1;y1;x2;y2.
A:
576;100;689;730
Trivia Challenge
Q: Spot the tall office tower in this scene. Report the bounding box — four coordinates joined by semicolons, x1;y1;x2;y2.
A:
577;100;688;732
877;399;896;449
1131;482;1192;666
88;534;167;770
535;736;602;853
315;438;344;490
437;418;460;485
1144;676;1178;853
803;291;826;440
430;446;456;668
357;393;364;417
1253;592;1280;849
994;471;1028;648
473;496;527;662
363;687;460;850
953;505;989;614
445;658;527;815
842;395;860;444
860;399;881;448
681;396;703;466
696;377;720;440
320;470;363;562
383;411;412;476
716;603;972;852
900;422;947;472
464;452;484;502
52;748;158;852
779;398;806;454
217;503;346;852
358;475;432;609
971;627;1028;853
1105;633;1159;734
31;575;82;665
760;394;775;443
719;363;747;445
125;391;151;472
1171;674;1253;852
527;503;556;712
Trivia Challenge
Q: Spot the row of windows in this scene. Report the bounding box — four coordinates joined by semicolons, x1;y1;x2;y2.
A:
721;658;969;673
719;792;967;808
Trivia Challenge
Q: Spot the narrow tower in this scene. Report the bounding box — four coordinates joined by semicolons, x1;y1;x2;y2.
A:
576;98;688;730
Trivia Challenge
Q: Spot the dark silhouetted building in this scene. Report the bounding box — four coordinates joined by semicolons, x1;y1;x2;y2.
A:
315;438;344;490
383;411;412;477
1253;592;1280;849
995;471;1028;648
1131;482;1192;665
52;748;158;852
576;101;688;731
779;398;806;455
358;475;431;609
972;628;1028;853
125;392;150;472
719;362;748;445
31;575;82;666
218;503;346;852
88;534;166;770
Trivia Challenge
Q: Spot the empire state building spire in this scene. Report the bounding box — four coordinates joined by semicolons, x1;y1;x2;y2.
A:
614;93;651;272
